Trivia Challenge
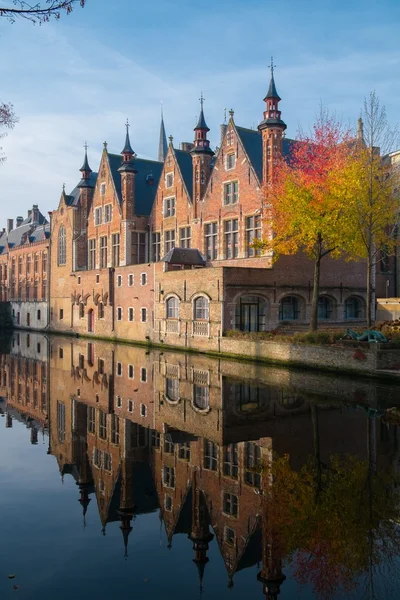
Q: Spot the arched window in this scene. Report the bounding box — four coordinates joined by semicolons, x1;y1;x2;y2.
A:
345;297;363;319
194;296;209;320
318;296;333;320
279;296;300;321
193;385;209;411
235;295;267;332
58;226;66;266
166;297;179;319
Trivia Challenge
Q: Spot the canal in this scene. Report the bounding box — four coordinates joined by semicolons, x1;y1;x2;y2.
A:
1;331;400;599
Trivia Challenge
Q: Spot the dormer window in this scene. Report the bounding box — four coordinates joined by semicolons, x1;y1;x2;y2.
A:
226;154;235;171
100;183;106;196
166;172;174;188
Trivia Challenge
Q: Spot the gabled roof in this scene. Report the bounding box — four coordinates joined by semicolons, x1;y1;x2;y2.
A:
174;149;193;198
236;126;263;182
66;172;98;206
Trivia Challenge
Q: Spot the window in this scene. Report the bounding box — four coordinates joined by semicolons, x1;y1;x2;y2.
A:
166;377;179;401
223;493;238;517
59;347;64;359
128;307;134;322
179;227;191;248
128;364;134;379
164;230;175;253
77;276;81;285
140;404;147;417
100;183;106;196
164;196;176;218
42;253;47;274
128;399;134;412
141;273;147;286
223;444;239;478
87;406;95;434
163;466;175;488
99;236;107;268
224;219;239;258
116;362;122;376
223;181;238;205
79;303;84;319
93;448;102;468
128;274;134;287
117;274;122;287
58;226;66;265
99;410;107;439
151;430;161;448
226;153;236;170
111;414;120;444
245;442;262;488
193;385;209;410
204;440;218;471
224;527;235;546
27;255;31;274
104;452;112;472
141;368;147;382
164;437;175;453
117;307;122;321
96;274;100;284
112;233;120;267
98;303;104;319
152;232;161;262
194;296;209;320
98;358;105;374
18;256;23;275
166;297;179;319
79;354;85;369
205;223;218;260
95;207;102;225
34;253;39;273
246;216;262;257
141;308;147;322
165;495;173;511
104;204;112;223
166;172;174;188
116;395;122;408
87;342;95;366
37;310;41;320
131;232;147;264
57;401;66;443
59;309;64;320
178;442;191;461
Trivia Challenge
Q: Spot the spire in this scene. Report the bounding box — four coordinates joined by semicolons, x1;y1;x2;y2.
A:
158;103;168;162
120;515;133;559
78;142;95;188
264;57;281;101
121;119;135;161
357;117;365;143
191;93;213;155
78;483;91;529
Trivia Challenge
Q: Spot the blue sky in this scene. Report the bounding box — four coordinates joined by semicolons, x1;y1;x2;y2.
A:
0;0;400;222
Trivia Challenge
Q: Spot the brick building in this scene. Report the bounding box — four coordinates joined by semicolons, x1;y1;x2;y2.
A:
3;68;396;343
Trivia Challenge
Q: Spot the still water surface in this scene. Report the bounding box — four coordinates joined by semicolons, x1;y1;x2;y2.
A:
1;331;400;600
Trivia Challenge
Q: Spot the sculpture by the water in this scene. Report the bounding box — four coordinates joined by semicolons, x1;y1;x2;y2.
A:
345;328;388;343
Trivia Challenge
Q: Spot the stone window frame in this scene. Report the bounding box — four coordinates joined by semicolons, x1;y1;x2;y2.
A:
94;206;103;226
140;307;147;323
128;307;134;322
140;272;147;286
179;226;191;249
222;492;239;518
140;367;147;383
128;399;134;413
116;362;123;377
225;153;236;171
223;180;239;206
163;195;176;218
100;182;106;197
116;306;123;321
128;273;134;287
165;172;174;188
116;395;122;409
140;403;147;418
104;203;112;223
117;274;122;287
128;364;134;379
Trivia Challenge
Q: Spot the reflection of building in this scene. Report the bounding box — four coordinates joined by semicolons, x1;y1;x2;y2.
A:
2;333;400;593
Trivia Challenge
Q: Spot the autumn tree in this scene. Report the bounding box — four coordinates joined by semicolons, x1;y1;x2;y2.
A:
258;111;360;332
0;102;18;164
0;0;85;23
344;93;400;327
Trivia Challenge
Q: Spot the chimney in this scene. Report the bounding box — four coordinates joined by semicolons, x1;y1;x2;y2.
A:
7;219;13;234
181;142;194;153
32;205;39;224
16;216;23;228
27;209;32;219
220;123;228;146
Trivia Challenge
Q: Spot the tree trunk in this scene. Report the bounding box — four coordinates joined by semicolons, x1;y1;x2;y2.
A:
310;253;321;332
367;252;372;328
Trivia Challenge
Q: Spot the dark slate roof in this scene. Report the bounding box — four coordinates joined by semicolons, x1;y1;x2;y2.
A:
121;129;134;155
265;73;281;100
67;172;98;206
108;153;163;216
3;218;49;253
162;247;206;265
174;149;193;197
194;108;210;132
236;126;263;181
80;149;92;173
22;208;48;226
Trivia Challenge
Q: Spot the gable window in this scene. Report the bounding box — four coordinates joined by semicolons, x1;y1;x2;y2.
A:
99;236;108;268
224;181;238;205
223;492;238;517
166;296;179;319
166;172;174;188
128;307;134;322
112;233;120;267
95;207;102;226
246;215;262;257
131;232;147;264
223;444;239;479
204;222;218;260
104;204;112;223
164;196;176;218
194;296;209;320
100;183;106;196
224;527;236;546
58;226;66;266
88;239;96;269
224;219;239;259
163;466;175;488
226;153;236;170
164;230;175;254
204;440;218;471
152;232;161;262
179;227;191;249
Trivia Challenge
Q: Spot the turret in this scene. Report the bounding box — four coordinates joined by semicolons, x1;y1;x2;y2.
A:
258;58;287;184
189;470;213;595
190;94;214;214
158;105;168;162
118;121;137;221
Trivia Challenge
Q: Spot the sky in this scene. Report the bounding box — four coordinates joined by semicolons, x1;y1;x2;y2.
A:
0;0;400;225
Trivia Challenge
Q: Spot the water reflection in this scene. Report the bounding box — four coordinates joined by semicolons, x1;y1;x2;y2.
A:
1;331;400;599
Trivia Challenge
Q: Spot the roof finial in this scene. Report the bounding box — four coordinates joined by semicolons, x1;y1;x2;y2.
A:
229;108;234;119
126;118;130;133
169;134;174;145
84;141;88;153
62;183;65;192
270;56;276;76
224;108;227;124
103;141;108;150
199;91;204;111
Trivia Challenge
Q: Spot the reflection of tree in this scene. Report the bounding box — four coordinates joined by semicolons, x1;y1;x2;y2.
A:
266;418;400;600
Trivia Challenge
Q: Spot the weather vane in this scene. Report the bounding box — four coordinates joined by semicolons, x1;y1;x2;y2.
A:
199;91;205;110
270;56;276;75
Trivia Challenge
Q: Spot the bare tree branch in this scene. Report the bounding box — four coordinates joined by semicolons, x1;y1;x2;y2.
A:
0;0;85;24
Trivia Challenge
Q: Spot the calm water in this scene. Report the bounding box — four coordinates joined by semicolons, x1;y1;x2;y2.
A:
1;331;400;600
